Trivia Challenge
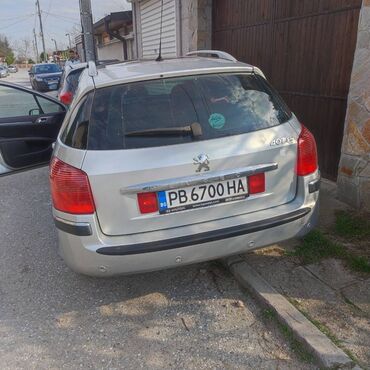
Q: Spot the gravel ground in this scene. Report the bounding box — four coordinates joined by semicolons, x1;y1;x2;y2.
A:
0;85;316;370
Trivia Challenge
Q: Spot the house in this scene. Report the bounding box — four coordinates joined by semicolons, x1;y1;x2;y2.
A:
74;34;85;62
93;11;135;61
129;0;211;59
130;0;370;211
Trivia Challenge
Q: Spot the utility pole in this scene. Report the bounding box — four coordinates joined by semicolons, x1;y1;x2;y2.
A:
51;38;58;52
79;0;96;62
36;0;46;62
33;28;39;63
65;33;72;49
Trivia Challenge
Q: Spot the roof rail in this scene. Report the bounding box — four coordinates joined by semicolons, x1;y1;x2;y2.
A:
186;50;237;62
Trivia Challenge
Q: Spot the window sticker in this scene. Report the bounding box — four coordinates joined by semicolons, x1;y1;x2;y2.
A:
208;113;225;129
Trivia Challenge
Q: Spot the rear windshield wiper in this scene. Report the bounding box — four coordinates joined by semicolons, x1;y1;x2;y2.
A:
125;122;202;137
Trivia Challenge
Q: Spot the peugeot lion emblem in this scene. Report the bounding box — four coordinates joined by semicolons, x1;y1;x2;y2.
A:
193;154;210;172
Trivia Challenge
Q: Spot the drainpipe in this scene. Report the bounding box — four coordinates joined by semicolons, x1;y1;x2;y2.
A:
178;0;183;56
104;17;128;60
133;2;139;59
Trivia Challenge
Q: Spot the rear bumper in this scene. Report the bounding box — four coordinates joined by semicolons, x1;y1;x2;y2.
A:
53;173;320;277
94;207;311;256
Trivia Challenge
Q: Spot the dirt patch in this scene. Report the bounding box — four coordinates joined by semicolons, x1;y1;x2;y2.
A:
244;181;370;368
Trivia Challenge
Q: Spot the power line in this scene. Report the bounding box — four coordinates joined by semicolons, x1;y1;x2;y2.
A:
42;11;80;23
0;16;35;30
43;0;53;21
0;14;35;21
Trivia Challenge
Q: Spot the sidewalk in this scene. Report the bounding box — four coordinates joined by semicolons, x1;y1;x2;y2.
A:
243;180;370;368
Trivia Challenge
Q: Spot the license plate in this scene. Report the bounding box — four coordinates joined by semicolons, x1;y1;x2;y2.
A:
48;83;58;90
157;178;248;214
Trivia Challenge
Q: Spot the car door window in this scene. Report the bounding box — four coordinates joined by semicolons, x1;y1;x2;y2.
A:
36;95;64;114
0;85;41;118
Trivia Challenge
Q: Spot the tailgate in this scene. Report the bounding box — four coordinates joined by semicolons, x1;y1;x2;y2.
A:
82;121;298;236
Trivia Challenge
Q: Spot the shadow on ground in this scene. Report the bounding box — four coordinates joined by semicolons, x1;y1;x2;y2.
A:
0;168;315;369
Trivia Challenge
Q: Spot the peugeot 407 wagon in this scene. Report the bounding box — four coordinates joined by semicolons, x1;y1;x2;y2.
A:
0;50;320;276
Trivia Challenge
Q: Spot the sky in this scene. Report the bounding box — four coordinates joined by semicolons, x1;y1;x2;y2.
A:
0;0;131;55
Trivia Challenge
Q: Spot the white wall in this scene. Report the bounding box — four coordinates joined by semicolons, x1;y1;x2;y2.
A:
139;0;177;59
96;41;125;61
132;0;213;59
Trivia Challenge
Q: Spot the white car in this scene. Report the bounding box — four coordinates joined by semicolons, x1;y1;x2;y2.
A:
0;66;9;78
0;51;320;276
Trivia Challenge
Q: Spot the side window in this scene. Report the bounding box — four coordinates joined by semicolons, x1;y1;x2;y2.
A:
0;85;41;118
66;69;83;96
36;96;64;114
60;93;92;149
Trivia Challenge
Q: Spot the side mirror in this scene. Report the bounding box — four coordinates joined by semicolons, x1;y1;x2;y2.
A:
29;108;41;116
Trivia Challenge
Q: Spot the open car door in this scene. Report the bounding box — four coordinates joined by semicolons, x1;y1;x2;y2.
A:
0;81;66;176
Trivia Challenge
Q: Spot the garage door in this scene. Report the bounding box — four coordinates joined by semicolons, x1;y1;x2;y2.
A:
213;0;362;180
140;0;177;59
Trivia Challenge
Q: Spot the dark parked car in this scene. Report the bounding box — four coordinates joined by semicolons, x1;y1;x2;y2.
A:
8;65;18;73
29;63;62;92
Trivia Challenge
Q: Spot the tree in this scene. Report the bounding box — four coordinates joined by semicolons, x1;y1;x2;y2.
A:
67;25;82;43
12;38;32;62
40;51;48;61
0;34;11;58
5;51;15;65
28;59;35;64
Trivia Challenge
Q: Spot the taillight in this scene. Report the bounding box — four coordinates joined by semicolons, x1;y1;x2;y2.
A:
248;173;265;194
297;125;318;176
59;91;73;105
137;192;158;214
49;157;95;214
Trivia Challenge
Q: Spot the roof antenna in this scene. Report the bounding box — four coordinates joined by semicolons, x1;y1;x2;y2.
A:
155;0;164;61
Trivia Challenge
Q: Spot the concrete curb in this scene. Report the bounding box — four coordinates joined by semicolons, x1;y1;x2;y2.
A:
225;256;356;369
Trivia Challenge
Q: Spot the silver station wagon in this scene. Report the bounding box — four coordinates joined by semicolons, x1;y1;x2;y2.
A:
0;51;320;276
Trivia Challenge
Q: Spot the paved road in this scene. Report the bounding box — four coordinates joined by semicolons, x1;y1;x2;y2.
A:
2;68;58;98
0;74;315;370
2;68;32;88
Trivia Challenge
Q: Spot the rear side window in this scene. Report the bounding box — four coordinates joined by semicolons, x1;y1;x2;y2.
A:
60;93;92;149
88;73;292;150
59;68;83;97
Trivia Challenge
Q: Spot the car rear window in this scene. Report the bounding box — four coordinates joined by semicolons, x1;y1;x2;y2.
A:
87;73;292;150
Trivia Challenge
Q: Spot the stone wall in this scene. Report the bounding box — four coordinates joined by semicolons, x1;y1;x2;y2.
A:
337;0;370;212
